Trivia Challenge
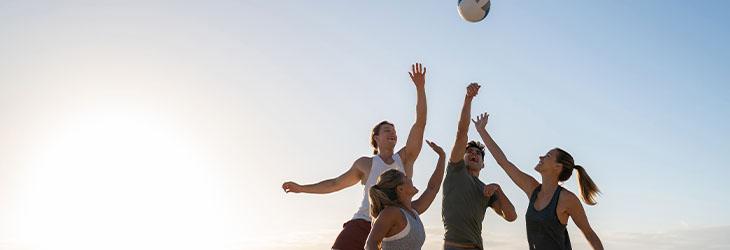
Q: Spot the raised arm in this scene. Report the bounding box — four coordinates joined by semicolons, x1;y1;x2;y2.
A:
412;140;446;214
449;83;480;163
483;184;517;222
472;112;539;196
282;157;366;194
568;194;604;250
399;63;428;177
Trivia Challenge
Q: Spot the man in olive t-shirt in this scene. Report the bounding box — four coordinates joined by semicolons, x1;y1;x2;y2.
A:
442;83;517;249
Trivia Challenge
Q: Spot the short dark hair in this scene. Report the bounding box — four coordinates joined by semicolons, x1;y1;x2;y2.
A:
466;140;486;159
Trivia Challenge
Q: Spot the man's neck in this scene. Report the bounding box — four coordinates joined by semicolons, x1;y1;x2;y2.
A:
377;149;395;163
468;168;480;177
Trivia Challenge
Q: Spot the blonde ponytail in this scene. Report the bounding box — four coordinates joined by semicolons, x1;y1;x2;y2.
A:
555;148;601;205
573;165;601;205
368;169;405;218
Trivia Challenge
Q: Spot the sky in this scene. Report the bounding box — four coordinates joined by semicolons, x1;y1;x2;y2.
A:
0;0;729;249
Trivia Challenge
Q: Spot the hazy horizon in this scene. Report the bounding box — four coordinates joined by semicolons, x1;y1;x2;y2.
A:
1;1;728;249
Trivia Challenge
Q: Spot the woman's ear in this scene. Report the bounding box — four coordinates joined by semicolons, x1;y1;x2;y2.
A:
553;163;563;170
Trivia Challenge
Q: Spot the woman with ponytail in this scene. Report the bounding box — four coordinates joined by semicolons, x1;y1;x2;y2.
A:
472;112;604;250
365;140;446;250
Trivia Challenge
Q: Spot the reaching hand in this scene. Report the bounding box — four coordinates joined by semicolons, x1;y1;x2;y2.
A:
484;183;500;197
466;83;480;98
282;181;303;193
472;112;490;131
409;63;426;88
425;140;445;157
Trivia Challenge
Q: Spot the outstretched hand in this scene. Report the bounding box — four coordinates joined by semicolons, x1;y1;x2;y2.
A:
472;112;489;131
425;140;445;156
409;63;426;88
466;83;480;98
282;181;303;193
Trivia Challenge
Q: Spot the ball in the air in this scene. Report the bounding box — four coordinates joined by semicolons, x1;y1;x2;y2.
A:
457;0;491;23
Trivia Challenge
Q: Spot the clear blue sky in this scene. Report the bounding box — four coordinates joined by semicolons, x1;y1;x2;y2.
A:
0;1;728;249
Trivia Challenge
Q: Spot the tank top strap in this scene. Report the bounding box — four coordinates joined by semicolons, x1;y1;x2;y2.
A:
372;154;384;166
368;155;386;179
547;185;563;211
529;184;542;205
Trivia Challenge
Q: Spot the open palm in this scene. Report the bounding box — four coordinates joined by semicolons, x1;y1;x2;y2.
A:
472;112;490;130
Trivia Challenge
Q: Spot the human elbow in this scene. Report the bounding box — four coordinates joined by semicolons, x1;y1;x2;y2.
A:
505;212;517;222
427;183;441;193
327;179;347;192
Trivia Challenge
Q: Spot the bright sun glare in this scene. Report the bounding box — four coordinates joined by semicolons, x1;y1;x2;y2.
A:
17;107;229;250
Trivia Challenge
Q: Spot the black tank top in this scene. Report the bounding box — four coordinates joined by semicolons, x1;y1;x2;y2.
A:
526;185;571;250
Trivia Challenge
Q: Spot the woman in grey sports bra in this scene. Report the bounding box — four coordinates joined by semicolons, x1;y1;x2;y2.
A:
472;112;605;250
365;140;446;250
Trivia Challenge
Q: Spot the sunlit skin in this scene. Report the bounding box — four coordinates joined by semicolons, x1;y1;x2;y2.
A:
280;63;427;195
473;111;604;250
364;141;446;250
443;83;517;249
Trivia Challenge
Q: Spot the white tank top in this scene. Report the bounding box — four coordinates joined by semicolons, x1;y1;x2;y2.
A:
352;153;405;221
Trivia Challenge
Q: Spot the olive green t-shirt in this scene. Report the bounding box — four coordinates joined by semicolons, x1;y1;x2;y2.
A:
442;160;498;249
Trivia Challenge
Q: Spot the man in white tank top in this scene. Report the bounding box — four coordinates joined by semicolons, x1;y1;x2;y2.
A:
282;63;428;250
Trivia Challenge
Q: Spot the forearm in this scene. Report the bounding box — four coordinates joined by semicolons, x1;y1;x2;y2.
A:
450;97;473;161
586;230;604;250
426;155;446;191
402;87;427;170
496;188;517;221
414;86;427;126
457;96;473;133
301;179;341;194
476;127;509;165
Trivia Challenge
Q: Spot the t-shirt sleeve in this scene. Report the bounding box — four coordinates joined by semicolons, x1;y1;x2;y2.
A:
447;159;466;174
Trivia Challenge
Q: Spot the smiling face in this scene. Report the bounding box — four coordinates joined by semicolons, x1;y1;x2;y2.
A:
371;121;397;154
535;148;561;174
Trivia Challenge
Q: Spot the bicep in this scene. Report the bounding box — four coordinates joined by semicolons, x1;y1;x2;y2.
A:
402;124;425;164
397;149;414;178
568;197;594;235
334;160;365;188
449;136;468;163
